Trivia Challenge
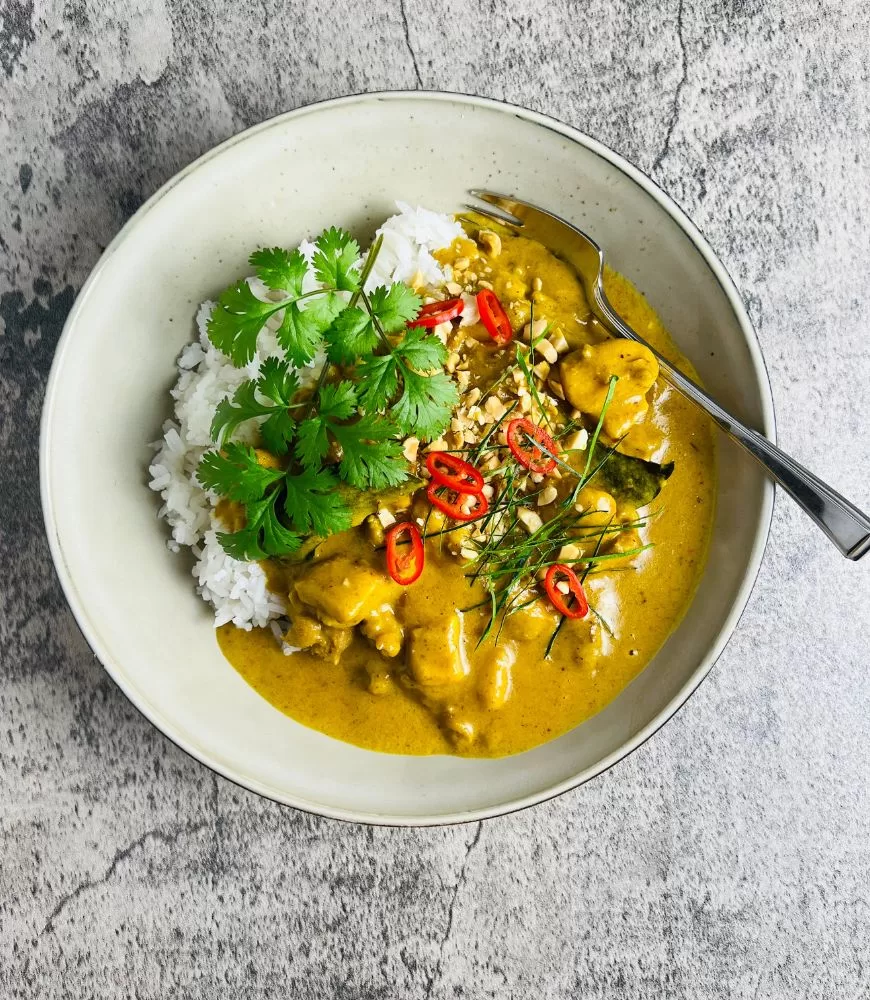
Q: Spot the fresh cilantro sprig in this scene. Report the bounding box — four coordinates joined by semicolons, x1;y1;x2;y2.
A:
197;444;353;559
199;226;461;560
211;357;300;454
357;323;458;439
208;233;358;366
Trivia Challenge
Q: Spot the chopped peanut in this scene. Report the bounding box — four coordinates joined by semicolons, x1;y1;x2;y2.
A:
536;338;559;365
562;429;589;453
532;360;551;381
484;395;507;420
517;507;544;534
549;329;570;354
377;508;397;528
478;230;502;257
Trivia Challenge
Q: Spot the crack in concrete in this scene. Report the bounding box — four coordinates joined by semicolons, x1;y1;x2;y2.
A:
399;0;423;88
40;820;209;936
422;823;483;999
653;0;687;174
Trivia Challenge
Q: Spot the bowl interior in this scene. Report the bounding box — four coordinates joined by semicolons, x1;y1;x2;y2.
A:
41;94;773;824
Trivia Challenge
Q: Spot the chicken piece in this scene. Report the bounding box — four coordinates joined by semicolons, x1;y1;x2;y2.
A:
407;612;470;687
293;557;398;628
574;486;617;527
559;340;658;439
360;606;404;659
283;613;353;664
363;663;395;696
439;705;476;747
283;612;323;650
477;643;516;710
604;503;643;561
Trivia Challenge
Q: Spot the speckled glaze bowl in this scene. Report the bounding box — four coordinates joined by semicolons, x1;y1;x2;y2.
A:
40;92;774;825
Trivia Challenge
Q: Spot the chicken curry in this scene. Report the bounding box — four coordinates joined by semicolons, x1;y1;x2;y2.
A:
217;224;716;757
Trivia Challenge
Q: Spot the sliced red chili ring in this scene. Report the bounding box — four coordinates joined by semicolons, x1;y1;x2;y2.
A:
544;564;589;619
476;288;513;346
425;451;485;496
506;417;558;474
426;481;489;522
385;520;425;585
407;297;464;328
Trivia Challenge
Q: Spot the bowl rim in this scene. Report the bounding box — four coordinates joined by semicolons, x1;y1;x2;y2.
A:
40;89;776;827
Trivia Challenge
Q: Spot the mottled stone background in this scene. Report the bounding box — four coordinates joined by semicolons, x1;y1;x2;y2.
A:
2;1;870;997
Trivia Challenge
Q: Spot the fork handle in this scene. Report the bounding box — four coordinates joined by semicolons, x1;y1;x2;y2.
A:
598;297;870;561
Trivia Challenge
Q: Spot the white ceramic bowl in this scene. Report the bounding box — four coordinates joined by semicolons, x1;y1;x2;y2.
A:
41;92;774;825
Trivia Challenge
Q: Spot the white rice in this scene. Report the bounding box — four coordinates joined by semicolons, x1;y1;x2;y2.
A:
148;203;461;630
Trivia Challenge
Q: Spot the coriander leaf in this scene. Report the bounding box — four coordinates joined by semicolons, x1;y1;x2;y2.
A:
324;306;377;363
197;443;284;502
312;227;361;292
295;417;330;468
394;325;448;371
218;525;266;562
369;283;421;333
331;415;408;489
392;369;458;439
356;353;400;413
253;494;303;555
219;491;302;560
207;280;276;366
248;247;308;295
211;383;267;447
211;357;300;450
257;357;300;454
258;355;300;401
318;380;358;419
283;467;353;536
259;409;296;455
295;380;360;467
276;293;342;366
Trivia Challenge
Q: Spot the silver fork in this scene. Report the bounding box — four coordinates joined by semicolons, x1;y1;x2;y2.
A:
469;190;870;561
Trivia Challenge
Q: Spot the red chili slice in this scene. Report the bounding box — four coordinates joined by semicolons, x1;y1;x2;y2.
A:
506;417;558;474
426;481;489;522
425;452;485;496
385;521;425;585
476;288;512;346
544;564;589;619
408;298;464;328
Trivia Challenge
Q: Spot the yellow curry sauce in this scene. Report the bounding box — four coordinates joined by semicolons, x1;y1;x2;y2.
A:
218;229;716;757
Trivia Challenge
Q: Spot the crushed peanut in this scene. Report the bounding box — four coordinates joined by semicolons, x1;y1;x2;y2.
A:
484;395;507;420
536;338;559;365
549;329;570;354
517;507;544;534
478;230;502;257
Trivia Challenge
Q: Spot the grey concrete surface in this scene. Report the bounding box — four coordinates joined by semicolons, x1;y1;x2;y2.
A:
2;1;870;997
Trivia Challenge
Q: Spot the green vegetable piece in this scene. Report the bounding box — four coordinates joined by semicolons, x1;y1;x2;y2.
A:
312;227;361;292
368;283;421;332
591;445;674;506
